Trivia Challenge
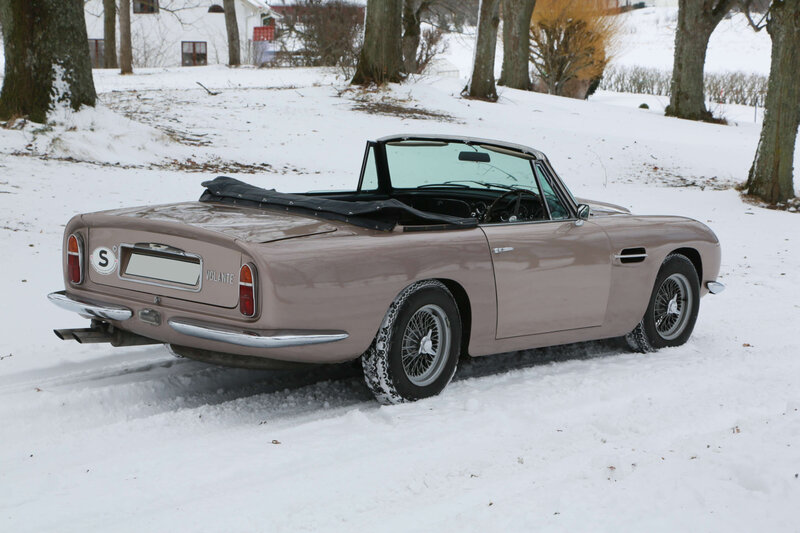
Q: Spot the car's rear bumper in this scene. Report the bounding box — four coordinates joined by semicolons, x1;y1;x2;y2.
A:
48;290;134;321
167;318;348;348
48;290;349;351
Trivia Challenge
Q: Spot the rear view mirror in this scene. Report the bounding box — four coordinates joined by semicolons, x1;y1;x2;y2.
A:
458;151;490;163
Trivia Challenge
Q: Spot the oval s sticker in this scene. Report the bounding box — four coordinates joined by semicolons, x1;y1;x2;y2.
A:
91;247;117;275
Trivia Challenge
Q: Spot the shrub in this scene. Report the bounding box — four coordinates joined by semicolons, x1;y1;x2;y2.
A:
276;0;364;74
529;0;622;98
600;65;768;107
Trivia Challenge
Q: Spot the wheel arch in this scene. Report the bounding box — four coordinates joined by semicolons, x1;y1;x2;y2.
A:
437;278;472;358
668;247;703;281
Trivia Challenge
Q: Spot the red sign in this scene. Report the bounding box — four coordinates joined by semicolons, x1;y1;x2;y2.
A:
253;26;275;42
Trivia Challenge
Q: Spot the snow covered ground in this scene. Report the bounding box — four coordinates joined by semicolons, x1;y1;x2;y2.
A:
1;65;799;532
1;8;798;531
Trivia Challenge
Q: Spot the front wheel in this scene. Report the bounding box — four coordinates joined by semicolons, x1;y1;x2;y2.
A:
626;253;700;352
362;280;461;404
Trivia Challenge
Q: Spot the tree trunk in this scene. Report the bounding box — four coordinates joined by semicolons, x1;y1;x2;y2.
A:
103;0;118;69
223;0;241;66
0;0;97;123
352;0;404;84
665;0;734;121
498;0;535;90
119;0;133;74
402;0;423;74
465;0;501;101
745;0;800;204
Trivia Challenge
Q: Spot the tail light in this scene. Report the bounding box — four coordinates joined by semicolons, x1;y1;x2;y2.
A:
239;263;256;317
67;233;84;284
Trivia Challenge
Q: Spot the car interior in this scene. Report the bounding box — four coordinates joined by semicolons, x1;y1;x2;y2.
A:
313;139;574;225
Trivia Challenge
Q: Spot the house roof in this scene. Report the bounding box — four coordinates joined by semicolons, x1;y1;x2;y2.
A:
240;0;270;11
268;0;366;6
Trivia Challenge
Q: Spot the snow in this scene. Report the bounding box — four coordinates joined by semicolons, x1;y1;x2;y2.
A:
1;9;799;533
613;8;772;75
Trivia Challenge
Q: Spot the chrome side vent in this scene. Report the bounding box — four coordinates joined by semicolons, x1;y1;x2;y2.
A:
616;247;647;264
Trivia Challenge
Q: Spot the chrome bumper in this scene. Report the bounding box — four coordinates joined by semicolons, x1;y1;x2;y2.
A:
168;319;349;348
48;291;133;321
706;281;726;294
48;291;349;349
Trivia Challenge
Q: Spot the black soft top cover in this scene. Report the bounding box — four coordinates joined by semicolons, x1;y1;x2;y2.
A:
200;177;478;232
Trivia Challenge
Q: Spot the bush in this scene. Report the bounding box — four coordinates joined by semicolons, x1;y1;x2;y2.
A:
600;65;768;107
276;0;364;74
529;0;621;98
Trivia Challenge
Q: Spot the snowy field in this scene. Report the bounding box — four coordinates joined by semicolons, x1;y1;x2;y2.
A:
1;9;799;533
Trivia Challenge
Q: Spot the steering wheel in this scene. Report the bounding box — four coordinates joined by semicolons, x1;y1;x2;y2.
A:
484;188;540;223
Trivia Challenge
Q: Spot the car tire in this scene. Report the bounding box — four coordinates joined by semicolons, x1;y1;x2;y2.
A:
626;253;700;353
361;280;461;404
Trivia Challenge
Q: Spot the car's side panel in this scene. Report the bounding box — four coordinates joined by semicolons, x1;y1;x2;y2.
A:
465;214;721;356
480;220;612;337
253;226;498;362
591;215;721;332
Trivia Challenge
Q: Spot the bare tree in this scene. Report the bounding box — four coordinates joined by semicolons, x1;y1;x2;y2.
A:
402;0;431;73
0;0;97;123
119;0;133;73
665;0;736;121
745;0;799;204
278;0;364;72
464;0;501;100
498;0;536;90
103;0;119;68
352;0;404;85
223;0;241;66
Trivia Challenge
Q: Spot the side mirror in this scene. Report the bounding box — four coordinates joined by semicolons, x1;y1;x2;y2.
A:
575;204;591;226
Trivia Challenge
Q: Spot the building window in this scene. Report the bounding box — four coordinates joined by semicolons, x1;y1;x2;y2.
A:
208;4;224;13
182;41;208;66
133;0;159;14
88;39;105;68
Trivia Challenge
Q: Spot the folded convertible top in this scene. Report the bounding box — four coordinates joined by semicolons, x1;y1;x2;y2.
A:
199;177;479;232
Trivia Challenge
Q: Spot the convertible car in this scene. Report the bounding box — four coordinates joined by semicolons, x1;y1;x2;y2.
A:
49;134;724;404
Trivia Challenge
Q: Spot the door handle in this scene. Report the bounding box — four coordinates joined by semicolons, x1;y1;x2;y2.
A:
492;247;514;254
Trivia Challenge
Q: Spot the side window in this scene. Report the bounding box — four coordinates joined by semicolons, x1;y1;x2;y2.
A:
359;145;379;191
133;0;159;14
534;163;570;220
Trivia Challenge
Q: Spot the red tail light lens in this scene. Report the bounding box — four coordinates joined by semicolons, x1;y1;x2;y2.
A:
67;234;83;284
239;263;256;317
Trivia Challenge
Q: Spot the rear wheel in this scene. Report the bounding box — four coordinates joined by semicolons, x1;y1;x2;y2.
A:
626;254;700;352
362;280;461;404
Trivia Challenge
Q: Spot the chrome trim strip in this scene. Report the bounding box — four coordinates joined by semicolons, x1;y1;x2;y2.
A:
168;319;349;348
614;253;648;259
706;281;725;294
47;291;133;321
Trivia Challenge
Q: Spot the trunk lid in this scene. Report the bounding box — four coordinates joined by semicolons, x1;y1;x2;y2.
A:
104;202;339;243
80;202;339;308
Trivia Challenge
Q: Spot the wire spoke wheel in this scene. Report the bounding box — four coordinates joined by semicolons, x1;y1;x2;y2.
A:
400;304;451;387
653;273;693;341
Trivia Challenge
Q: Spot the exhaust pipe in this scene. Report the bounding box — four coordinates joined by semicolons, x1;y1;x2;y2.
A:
54;322;159;347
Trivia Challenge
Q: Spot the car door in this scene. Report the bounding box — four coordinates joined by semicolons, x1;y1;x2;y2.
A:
482;220;612;338
480;159;612;339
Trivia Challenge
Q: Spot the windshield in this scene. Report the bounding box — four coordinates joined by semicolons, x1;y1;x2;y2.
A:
384;141;537;190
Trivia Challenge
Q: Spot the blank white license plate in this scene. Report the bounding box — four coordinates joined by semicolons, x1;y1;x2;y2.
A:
124;251;201;286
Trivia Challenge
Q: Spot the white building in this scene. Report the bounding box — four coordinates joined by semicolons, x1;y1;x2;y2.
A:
84;0;278;68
